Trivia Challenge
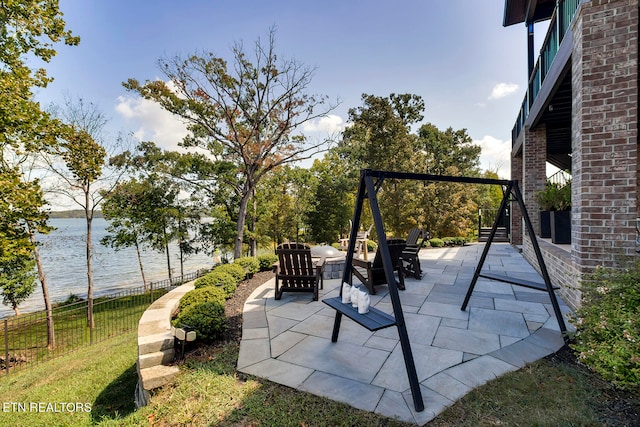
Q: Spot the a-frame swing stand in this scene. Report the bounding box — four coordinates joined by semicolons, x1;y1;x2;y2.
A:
323;169;567;413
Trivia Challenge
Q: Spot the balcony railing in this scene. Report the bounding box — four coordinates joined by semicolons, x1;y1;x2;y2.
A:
511;0;582;144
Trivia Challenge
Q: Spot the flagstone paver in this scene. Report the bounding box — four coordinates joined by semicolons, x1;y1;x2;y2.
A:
237;243;573;425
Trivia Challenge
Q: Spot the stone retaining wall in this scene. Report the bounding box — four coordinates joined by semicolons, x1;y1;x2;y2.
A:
135;282;194;407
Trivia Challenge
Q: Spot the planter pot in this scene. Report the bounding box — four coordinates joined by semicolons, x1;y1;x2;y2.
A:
550;210;571;244
539;211;551;238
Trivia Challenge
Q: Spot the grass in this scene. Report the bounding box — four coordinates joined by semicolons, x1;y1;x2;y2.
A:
3;289;167;373
0;330;633;426
0;330;138;427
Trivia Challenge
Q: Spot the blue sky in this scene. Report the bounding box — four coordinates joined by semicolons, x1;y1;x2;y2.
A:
35;0;532;177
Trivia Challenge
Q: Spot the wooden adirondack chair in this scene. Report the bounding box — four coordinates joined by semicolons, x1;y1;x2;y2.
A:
351;238;406;294
400;228;429;279
274;242;324;301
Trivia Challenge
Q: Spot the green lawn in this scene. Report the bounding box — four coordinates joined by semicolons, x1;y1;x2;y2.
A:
0;331;632;426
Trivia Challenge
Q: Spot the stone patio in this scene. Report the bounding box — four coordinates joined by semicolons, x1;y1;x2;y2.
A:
237;242;574;425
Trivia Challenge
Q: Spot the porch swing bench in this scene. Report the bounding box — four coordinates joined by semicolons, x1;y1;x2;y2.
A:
323;169;567;413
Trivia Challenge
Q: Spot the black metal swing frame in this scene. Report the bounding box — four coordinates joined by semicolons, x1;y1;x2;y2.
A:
323;169;567;413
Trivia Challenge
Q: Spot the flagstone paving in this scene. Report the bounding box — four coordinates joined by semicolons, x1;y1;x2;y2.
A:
237;243;574;425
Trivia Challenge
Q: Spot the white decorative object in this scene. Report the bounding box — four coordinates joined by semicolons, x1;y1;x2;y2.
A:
357;289;370;314
341;282;351;304
351;285;360;308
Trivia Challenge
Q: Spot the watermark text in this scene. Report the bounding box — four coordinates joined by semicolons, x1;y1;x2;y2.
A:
2;402;92;413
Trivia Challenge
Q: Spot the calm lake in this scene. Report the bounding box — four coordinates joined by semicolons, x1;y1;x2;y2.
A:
0;217;214;319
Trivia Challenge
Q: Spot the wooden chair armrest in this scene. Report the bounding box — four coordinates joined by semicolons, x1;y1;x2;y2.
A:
352;257;371;268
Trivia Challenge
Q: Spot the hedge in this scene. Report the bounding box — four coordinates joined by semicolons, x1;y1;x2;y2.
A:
179;286;226;312
234;256;260;276
194;270;237;297
172;301;227;343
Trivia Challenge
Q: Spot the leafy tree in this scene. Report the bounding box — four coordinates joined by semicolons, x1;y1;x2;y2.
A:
337;93;425;236
100;179;152;290
0;0;78;345
123;28;337;258
0;254;36;316
417;123;481;175
0;169;45;316
336;94;485;239
307;154;353;244
255;168;298;247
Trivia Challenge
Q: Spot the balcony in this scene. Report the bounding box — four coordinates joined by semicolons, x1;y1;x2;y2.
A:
509;0;583;171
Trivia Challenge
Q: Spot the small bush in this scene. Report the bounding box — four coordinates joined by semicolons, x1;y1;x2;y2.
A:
442;236;467;246
366;240;378;252
234;256;260;276
570;264;640;390
172;301;227;343
215;263;246;283
194;270;237;297
429;238;444;247
179;286;226;311
258;254;278;271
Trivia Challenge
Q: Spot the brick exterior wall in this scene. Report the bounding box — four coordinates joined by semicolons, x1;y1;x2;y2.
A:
511;152;524;245
523;124;548;237
514;0;638;309
523;237;582;310
572;0;638;273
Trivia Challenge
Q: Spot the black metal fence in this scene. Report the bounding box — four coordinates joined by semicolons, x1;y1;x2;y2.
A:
1;269;208;377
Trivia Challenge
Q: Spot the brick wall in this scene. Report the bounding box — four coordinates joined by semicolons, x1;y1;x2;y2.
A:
523;124;549;238
511;152;523;245
516;0;638;309
523;236;582;310
572;0;638;273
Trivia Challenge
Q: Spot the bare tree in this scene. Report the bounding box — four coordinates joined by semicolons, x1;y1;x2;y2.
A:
124;28;338;258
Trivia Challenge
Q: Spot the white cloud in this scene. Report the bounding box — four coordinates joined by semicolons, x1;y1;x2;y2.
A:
302;114;346;133
474;135;511;178
488;82;519;100
115;95;189;151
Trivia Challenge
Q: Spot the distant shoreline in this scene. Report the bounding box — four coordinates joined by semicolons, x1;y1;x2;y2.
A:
49;210;104;219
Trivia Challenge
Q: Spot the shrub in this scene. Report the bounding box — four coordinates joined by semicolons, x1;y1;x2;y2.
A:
570;264;640;390
366;240;378;252
215;263;246;283
234;256;260;276
172;301;227;343
179;286;226;312
429;238;444;247
258;254;278;271
441;236;467;246
194;270;237;297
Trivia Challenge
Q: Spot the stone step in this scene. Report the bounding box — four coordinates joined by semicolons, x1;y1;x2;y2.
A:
138;331;174;354
139;364;180;391
138;348;176;369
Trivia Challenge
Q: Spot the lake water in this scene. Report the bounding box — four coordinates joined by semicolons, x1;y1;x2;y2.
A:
0;217;214;319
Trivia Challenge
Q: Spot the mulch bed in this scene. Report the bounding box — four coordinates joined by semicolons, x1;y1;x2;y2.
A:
186;270;640;426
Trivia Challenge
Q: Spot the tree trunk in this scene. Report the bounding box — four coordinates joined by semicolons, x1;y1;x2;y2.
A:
250;194;257;256
134;240;148;292
12;305;19;316
86;204;94;330
233;187;253;259
163;224;172;282
178;237;184;278
33;240;55;349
